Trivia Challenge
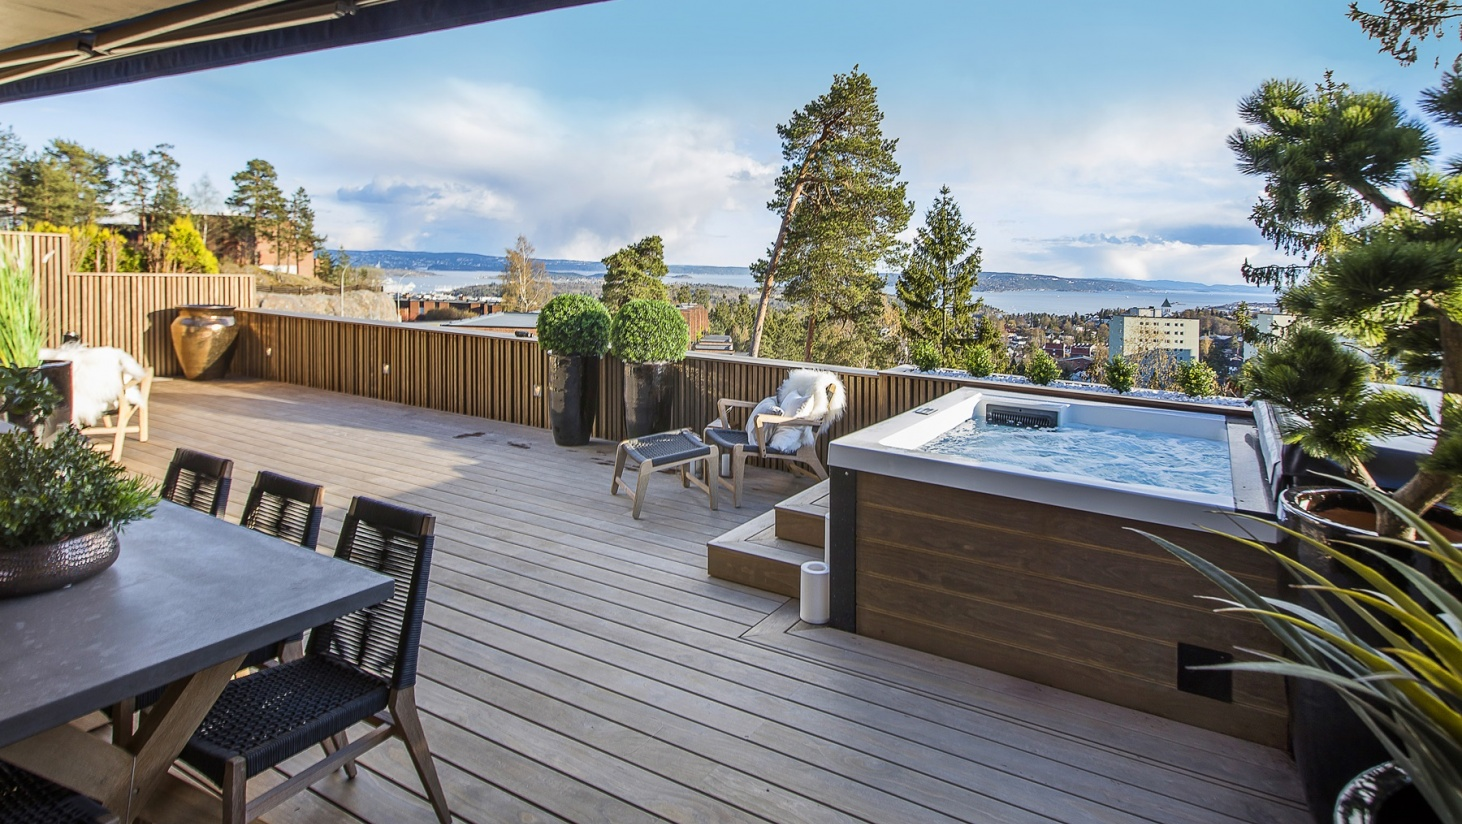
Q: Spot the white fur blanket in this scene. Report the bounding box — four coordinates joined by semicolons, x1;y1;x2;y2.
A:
750;369;848;453
40;343;147;426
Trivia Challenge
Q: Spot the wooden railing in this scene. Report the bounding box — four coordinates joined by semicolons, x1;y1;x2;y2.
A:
1;231;257;376
232;309;1251;447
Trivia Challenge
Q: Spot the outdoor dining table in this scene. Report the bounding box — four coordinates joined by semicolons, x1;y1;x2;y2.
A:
0;499;394;822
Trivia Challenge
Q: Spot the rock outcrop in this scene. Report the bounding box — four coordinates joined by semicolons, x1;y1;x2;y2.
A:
257;290;400;322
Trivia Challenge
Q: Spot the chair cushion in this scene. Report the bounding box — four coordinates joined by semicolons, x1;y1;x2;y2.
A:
0;761;111;824
704;427;797;456
180;654;388;782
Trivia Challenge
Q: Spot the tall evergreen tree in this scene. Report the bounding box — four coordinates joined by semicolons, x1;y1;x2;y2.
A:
501;234;554;312
15;140;111;226
226;159;285;265
896;185;983;362
146;145;184;229
285;187;322;274
600;235;668;310
749;66;912;359
0;125;25;229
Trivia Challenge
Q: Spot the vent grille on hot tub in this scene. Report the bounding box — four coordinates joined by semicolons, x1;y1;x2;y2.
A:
985;403;1059;429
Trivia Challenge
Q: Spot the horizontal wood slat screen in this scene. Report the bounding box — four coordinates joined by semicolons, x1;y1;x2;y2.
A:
232;309;1251;445
1;231;256;376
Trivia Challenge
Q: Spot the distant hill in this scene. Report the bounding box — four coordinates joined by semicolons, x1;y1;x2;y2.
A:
341;250;1239;293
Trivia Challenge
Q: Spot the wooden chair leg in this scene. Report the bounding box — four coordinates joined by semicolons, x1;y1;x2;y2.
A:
390;687;451;824
610;443;627;495
705;448;718;511
799;445;829;480
632;459;653;519
730;448;745;508
321;731;358;778
222;756;247;824
279;638;304;663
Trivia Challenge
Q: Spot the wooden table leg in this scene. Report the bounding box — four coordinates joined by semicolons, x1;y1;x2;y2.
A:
0;654;244;823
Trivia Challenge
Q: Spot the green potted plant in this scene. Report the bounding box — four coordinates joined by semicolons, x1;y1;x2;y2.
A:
610;299;688;438
0;426;158;596
0;245;71;435
1146;483;1461;823
537;294;611;446
0;365;62;434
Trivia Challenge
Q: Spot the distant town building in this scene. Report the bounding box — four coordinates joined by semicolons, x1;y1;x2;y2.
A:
1243;313;1296;360
1069;343;1093;358
1108;304;1199;363
1042;341;1067;359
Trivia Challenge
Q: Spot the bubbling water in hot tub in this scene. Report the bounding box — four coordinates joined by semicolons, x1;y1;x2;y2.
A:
919;414;1232;497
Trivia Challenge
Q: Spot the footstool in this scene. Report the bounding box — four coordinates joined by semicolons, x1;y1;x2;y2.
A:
611;429;719;519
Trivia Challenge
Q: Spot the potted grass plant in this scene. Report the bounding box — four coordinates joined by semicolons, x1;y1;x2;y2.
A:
537;294;611;446
1145;483;1461;823
610;299;688;438
0;422;158;596
0;245;70;435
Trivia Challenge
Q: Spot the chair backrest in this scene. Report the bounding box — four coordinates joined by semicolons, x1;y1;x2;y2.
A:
308;496;435;691
241;470;325;550
161;448;233;518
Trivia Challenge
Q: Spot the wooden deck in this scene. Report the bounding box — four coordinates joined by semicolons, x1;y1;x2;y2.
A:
120;378;1309;824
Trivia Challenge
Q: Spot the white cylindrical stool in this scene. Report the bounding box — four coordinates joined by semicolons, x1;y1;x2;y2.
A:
800;561;830;624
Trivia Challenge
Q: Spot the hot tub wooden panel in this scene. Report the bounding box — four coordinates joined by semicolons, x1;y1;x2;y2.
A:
852;471;1289;748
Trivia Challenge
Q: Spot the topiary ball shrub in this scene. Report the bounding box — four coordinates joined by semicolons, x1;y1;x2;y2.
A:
1106;356;1136;393
963;346;995;378
537;294;611;356
1176;360;1219;399
910;340;942;372
610;299;689;363
0;428;158;548
1025;350;1061;385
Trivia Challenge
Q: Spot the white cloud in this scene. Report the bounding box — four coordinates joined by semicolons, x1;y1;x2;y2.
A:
306;80;777;263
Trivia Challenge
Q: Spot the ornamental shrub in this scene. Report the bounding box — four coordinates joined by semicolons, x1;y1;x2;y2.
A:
1176;360;1219;399
610;299;689;363
910;340;941;372
1106;356;1136;393
963;346;995;378
0;428;158;548
1025;350;1060;385
537;294;611;356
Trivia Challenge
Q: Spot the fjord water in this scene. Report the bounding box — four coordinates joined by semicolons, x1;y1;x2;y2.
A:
920;419;1232;496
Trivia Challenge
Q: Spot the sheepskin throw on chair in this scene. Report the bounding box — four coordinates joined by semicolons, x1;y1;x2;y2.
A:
747;369;847;453
40;343;147;425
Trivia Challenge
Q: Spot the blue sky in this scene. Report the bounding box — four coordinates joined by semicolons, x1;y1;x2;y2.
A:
2;0;1459;283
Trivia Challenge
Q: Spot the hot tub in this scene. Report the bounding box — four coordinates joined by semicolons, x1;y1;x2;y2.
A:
826;387;1287;746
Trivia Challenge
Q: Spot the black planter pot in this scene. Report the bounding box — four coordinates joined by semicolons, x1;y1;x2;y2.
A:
5;360;73;439
1279;488;1461;823
547;354;599;446
623;362;675;439
1333;762;1441;824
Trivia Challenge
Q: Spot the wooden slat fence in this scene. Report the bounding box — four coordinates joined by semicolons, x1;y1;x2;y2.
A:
231;309;1251;449
1;231;257;376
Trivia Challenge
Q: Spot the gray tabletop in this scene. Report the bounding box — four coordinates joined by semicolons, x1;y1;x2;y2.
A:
0;500;394;747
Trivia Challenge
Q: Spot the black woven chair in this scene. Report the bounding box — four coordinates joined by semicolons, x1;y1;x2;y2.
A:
238;471;326;666
0;762;115;823
160;448;233;518
174;496;451;824
240;470;325;550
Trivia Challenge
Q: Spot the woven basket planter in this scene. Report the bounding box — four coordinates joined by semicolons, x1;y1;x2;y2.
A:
0;527;119;598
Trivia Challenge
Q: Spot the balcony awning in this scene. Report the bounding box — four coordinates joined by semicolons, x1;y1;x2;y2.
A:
0;0;605;104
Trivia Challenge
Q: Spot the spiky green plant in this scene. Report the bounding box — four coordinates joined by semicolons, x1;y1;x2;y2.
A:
0;245;46;367
1144;483;1462;822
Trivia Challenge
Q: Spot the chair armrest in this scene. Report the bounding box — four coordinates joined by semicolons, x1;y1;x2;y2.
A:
716;398;760;425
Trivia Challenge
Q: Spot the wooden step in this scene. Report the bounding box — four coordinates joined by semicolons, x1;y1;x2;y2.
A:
707;509;822;597
774;479;829;548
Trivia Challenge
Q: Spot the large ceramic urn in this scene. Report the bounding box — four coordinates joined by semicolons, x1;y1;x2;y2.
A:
171;305;239;380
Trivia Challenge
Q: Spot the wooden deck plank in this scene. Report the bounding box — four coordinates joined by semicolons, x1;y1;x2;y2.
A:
115;378;1307;824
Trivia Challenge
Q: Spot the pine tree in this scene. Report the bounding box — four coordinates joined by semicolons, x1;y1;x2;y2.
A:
226;159;286;266
749;66;913;358
600;236;668;310
16;140;111;226
897;186;983;363
501;235;554;312
0;124;22;229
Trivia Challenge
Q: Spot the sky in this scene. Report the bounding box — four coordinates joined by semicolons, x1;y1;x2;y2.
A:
3;0;1461;284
